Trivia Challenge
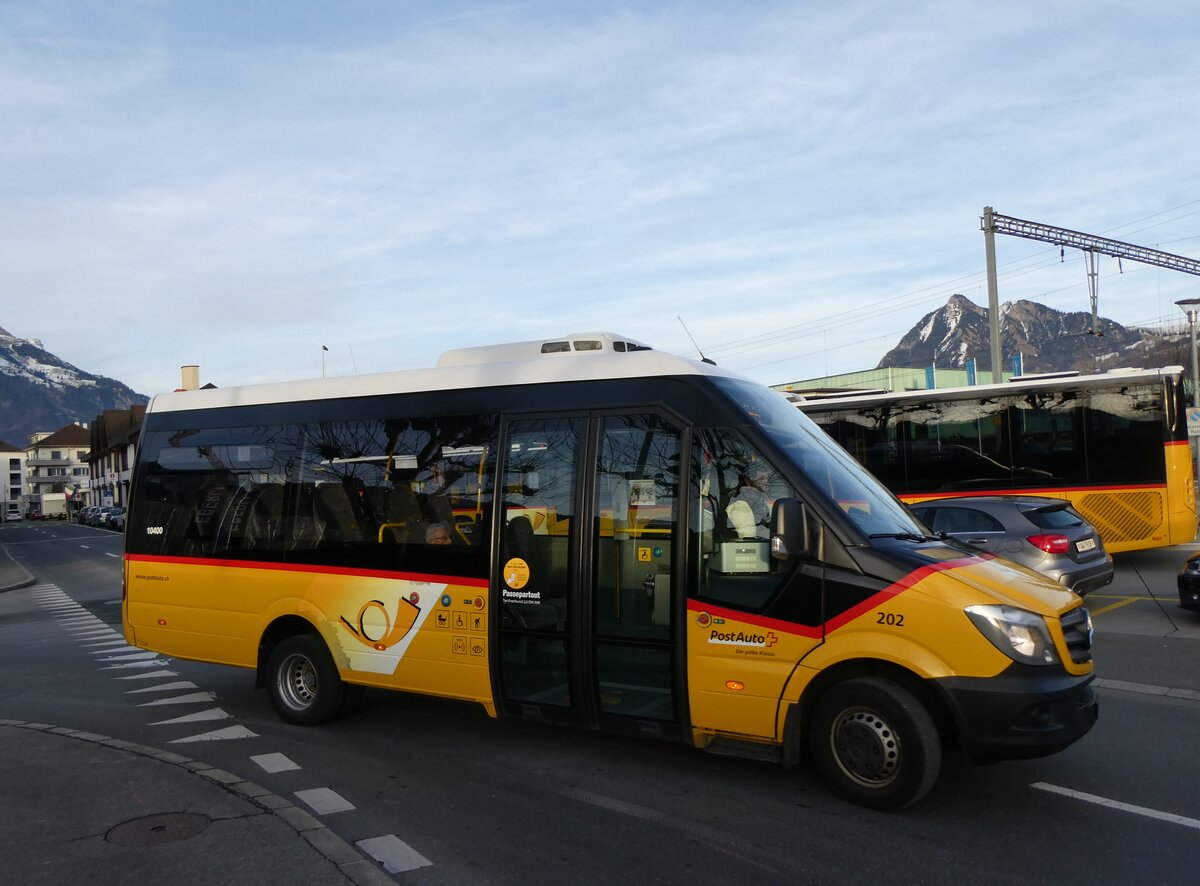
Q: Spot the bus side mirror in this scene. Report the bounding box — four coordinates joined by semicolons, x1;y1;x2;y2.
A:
770;498;810;560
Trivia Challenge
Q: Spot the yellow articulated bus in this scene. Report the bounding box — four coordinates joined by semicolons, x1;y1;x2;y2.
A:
793;367;1195;553
123;332;1096;810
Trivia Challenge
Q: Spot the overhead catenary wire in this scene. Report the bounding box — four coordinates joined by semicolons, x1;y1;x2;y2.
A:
692;202;1200;370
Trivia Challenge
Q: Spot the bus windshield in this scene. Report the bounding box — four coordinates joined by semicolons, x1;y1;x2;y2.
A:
714;378;926;539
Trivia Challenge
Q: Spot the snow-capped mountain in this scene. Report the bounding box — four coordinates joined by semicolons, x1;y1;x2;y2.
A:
0;326;147;445
877;294;1182;373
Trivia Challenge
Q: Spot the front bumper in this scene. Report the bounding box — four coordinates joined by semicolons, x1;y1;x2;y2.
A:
1178;573;1200;611
935;666;1098;762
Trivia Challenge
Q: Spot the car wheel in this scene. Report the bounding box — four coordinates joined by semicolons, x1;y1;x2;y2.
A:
266;634;347;726
809;677;941;811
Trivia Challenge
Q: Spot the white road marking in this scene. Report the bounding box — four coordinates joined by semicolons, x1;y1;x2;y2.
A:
356;835;433;874
105;552;119;558
149;707;230;726
295;788;356;815
101;659;172;670
1032;783;1200;830
138;691;218;706
126;681;199;694
113;670;182;680
79;545;90;549
251;752;301;773
99;643;162;657
169;725;258;743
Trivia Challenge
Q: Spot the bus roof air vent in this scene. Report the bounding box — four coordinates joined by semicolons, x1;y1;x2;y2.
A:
439;332;653;367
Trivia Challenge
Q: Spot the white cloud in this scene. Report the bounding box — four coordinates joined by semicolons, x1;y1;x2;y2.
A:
0;1;1197;397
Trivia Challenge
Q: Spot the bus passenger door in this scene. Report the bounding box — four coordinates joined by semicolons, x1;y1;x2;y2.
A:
495;413;683;738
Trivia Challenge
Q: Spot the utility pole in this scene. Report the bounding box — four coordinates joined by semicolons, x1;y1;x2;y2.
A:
981;206;1003;380
1178;298;1200;489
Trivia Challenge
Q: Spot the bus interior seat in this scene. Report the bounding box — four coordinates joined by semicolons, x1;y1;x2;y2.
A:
244;484;285;550
313;483;366;545
377;484;423;543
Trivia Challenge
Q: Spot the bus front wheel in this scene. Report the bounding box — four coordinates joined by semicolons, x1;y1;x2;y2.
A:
809;677;941;811
267;634;347;726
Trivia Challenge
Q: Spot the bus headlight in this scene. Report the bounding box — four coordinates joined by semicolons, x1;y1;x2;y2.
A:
965;605;1060;666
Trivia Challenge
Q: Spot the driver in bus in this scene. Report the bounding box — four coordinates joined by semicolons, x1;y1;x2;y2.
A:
726;466;772;539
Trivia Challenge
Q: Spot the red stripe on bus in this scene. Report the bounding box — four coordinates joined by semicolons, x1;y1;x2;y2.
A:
899;484;1166;500
686;553;991;639
123;553;489;588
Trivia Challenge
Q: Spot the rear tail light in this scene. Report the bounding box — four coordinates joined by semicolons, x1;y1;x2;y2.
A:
1027;533;1070;554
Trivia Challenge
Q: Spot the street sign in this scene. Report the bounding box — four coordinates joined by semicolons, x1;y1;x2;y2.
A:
1188;407;1200;438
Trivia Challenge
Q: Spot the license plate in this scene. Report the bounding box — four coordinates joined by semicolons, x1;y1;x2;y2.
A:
1076;538;1097;552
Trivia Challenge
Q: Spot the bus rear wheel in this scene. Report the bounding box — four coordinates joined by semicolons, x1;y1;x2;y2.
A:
267;634;347;726
809;677;941;811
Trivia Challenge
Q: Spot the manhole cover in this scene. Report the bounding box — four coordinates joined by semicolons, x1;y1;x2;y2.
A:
106;812;212;846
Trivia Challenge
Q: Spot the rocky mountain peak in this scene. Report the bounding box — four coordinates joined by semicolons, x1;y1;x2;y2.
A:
0;329;147;446
877;295;1181;374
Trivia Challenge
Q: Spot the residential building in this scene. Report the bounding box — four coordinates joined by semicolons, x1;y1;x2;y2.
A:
88;405;147;509
0;438;25;516
25;423;91;513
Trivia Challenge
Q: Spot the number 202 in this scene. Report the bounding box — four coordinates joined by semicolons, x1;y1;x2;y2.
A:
876;611;904;627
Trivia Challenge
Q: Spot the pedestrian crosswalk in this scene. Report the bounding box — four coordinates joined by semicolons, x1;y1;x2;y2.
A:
29;581;432;876
29;583;258;744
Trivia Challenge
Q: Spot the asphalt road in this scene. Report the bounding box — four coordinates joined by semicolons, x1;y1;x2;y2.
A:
3;520;1199;884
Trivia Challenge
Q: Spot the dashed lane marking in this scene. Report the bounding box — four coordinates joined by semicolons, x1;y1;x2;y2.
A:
253;752;301;773
1032;783;1200;830
296;787;356;815
356;834;433;874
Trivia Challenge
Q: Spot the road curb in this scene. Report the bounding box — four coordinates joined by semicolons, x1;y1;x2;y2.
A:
0;543;36;594
0;719;395;886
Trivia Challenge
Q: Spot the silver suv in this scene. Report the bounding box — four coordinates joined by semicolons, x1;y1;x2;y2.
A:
910;495;1113;596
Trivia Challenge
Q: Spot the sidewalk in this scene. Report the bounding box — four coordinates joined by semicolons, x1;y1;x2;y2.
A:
0;544;392;885
0;721;394;886
0;541;35;592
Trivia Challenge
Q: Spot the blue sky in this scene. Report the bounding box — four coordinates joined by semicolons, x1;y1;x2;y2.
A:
2;0;1199;396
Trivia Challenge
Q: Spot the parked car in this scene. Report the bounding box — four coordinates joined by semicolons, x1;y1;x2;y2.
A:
4;510;21;522
92;506;113;527
1177;552;1200;611
78;506;97;525
106;506;126;531
909;495;1113;596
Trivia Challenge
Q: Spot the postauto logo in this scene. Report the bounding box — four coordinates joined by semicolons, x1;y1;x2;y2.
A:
695;612;777;648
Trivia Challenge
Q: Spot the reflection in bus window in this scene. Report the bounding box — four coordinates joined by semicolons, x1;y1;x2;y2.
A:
132;415;496;577
691;427;798;611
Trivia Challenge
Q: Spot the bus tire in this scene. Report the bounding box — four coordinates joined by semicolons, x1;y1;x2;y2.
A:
809;677;941;811
267;634;347;726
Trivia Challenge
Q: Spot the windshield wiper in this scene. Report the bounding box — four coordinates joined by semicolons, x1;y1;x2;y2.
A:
868;532;942;543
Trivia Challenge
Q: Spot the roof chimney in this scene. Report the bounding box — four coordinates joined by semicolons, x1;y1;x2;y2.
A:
180;365;200;391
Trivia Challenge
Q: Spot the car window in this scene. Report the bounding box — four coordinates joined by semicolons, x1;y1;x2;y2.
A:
1022;506;1083;529
929;506;1004;534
